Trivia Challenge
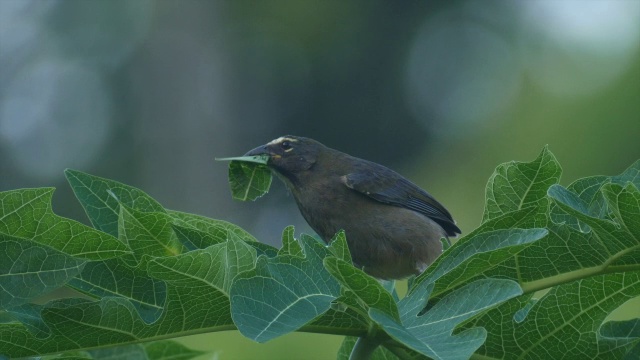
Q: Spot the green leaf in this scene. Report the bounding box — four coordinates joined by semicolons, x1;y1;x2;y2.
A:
623;344;640;360
546;181;639;273
328;231;351;263
0;212;256;358
618;160;640;187
216;155;270;165
5;303;50;338
411;228;546;304
40;351;93;359
67;258;167;324
370;279;522;360
601;182;640;240
324;257;400;321
548;175;610;230
169;210;277;257
1;152;637;360
44;297;145;347
227;161;272;201
600;319;640;360
305;306;369;337
118;206;186;261
278;225;303;257
88;344;147;360
0;235;85;310
337;337;401;360
468;271;640;359
65;169;165;237
168;210;258;243
172;223;226;251
0;188;128;260
143;340;207;360
147;231;257;295
483;146;561;226
458;150;640;296
217;155;273;201
600;318;640;340
549;160;640;230
230;234;340;342
0;268;237;358
473;205;541;233
410;207;544;301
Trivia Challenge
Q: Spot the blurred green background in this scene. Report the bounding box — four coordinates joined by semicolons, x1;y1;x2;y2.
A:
1;0;639;359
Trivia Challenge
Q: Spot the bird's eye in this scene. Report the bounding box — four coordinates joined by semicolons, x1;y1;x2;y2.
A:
281;141;292;150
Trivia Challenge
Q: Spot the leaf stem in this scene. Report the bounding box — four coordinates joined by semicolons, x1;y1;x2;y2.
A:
382;342;419;360
349;328;387;360
521;258;640;294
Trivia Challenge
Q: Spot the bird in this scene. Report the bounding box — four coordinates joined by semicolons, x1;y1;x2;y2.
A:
244;136;461;279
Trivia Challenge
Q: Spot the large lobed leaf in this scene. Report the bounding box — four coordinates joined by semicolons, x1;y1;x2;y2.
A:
410;148;561;303
0;247;242;358
467;271;640;359
397;148;639;359
64;170;266;327
0;235;86;310
86;340;207;360
64;169;165;236
21;340;205;360
0;171;262;358
230;230;342;343
424;148;640;295
0;187;128;260
371;279;522;360
1;150;638;360
67;258;167;324
463;151;640;359
483;146;561;227
0;186;126;311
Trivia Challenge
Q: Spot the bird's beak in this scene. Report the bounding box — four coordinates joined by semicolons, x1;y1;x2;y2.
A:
216;143;274;165
244;144;283;161
244;145;270;157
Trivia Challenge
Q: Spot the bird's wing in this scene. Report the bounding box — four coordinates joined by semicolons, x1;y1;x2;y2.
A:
342;170;461;236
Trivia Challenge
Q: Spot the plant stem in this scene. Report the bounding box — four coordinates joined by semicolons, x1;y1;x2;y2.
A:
383;342;418;360
349;330;388;360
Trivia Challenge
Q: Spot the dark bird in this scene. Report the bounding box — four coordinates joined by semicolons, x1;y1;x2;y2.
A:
244;136;461;279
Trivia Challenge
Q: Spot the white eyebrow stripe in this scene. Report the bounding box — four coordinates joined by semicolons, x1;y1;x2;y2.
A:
267;137;298;145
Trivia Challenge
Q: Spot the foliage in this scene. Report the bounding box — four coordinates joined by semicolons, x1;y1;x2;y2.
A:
216;155;272;201
0;148;638;359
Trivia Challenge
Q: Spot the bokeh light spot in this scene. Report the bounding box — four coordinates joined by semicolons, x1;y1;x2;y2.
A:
406;7;522;136
0;59;112;180
518;0;640;97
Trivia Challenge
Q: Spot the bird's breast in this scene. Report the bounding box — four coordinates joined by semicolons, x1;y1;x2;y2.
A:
290;176;446;279
290;176;350;239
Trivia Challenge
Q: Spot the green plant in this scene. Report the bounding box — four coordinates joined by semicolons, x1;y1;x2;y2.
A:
0;147;638;359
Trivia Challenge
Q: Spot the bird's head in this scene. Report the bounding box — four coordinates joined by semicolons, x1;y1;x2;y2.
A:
244;136;324;183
